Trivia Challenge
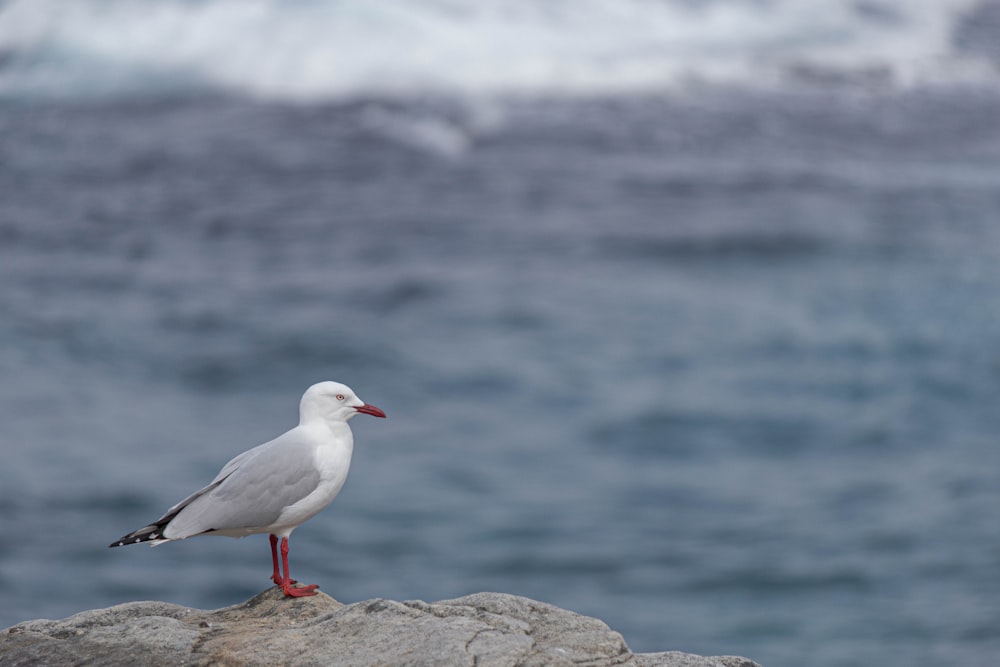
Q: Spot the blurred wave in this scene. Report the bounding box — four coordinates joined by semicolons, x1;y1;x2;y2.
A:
1;0;997;101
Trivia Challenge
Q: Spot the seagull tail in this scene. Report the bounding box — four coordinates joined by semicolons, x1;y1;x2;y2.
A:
109;476;229;548
109;521;172;548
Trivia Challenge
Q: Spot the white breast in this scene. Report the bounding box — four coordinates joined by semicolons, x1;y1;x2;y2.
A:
270;423;354;535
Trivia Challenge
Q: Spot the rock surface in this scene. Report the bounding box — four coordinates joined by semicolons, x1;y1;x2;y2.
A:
1;589;761;667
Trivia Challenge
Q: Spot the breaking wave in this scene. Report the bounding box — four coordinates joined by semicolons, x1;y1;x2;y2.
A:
0;0;996;101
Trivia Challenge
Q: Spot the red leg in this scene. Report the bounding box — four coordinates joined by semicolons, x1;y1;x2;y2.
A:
269;534;283;585
270;534;299;586
279;536;318;597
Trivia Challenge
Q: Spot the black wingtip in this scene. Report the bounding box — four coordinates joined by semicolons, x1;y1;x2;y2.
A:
108;537;136;548
109;523;167;548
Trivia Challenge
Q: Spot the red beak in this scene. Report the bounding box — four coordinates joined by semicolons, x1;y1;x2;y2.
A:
355;403;386;418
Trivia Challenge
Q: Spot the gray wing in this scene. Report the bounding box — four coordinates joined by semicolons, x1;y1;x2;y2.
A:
162;428;321;539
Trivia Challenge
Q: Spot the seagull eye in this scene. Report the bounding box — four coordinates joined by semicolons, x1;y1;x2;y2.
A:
336;394;345;401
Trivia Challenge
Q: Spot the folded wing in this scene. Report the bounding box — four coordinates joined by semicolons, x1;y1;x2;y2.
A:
163;430;322;539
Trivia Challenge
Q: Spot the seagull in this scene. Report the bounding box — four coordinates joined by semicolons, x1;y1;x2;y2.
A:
110;381;386;597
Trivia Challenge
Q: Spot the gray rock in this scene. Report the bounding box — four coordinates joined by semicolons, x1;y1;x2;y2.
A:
1;589;761;667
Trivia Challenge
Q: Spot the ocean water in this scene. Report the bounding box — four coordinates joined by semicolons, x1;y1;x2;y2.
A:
2;2;1000;666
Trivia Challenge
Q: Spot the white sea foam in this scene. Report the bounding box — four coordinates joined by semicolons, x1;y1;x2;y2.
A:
0;0;991;101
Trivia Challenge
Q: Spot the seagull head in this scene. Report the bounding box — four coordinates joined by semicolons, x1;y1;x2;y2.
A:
300;381;387;424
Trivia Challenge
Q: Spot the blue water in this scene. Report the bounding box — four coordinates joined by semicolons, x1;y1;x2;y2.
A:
3;3;1000;667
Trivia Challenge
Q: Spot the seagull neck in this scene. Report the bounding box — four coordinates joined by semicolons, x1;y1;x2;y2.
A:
301;417;352;440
